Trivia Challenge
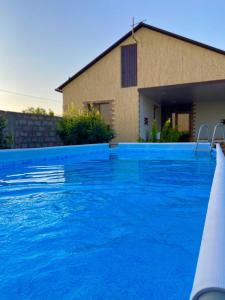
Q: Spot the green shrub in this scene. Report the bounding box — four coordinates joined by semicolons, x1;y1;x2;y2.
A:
57;106;115;145
178;130;190;142
0;117;6;148
0;116;13;149
137;136;146;143
22;107;54;116
150;119;158;142
137;120;158;142
160;119;181;142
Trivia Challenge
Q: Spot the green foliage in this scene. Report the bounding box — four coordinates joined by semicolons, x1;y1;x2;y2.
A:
5;134;14;148
57;106;115;145
138;120;158;143
150;119;158;142
0;116;13;149
178;130;190;142
0;117;6;148
22;107;54;116
137;137;146;143
48;109;54;116
160;119;181;142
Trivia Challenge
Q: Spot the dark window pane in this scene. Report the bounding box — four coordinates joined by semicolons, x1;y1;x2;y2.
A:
121;44;137;87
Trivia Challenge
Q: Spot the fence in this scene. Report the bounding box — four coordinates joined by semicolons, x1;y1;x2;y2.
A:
0;110;63;148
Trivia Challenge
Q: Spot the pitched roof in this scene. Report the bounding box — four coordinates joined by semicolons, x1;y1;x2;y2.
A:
56;22;225;92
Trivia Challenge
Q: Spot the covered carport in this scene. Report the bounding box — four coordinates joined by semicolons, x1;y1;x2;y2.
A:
139;79;225;141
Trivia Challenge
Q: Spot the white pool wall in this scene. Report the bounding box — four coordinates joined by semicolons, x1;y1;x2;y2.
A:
190;144;225;300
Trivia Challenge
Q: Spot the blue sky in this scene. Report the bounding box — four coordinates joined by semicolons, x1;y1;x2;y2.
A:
1;0;225;115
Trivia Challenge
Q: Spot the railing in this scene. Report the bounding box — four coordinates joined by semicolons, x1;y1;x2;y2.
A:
210;122;225;151
195;124;211;152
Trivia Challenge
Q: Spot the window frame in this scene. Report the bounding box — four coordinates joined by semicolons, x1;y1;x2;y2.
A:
83;100;114;127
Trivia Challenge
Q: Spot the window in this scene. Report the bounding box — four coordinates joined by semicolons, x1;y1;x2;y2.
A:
121;44;137;87
172;112;190;132
86;102;112;126
98;103;111;125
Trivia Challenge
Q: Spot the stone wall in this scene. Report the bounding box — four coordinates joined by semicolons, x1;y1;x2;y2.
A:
0;110;63;148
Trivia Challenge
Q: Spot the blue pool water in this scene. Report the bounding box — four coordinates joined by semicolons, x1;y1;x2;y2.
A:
0;146;215;299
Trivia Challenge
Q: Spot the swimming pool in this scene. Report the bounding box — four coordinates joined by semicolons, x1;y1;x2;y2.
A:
0;144;216;299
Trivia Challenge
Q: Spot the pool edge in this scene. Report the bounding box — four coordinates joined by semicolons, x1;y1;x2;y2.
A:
190;144;225;300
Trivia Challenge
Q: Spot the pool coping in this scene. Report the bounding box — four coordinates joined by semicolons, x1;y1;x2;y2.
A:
0;143;110;168
190;144;225;300
0;142;213;168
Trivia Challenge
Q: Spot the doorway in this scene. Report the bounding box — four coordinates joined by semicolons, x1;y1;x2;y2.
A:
161;103;193;141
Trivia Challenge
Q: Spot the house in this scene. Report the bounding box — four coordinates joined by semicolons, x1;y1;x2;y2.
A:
56;22;225;142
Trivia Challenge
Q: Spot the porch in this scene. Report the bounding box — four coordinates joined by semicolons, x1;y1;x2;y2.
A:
139;79;225;141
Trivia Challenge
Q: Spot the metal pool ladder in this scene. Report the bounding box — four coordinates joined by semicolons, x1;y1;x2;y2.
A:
195;124;211;152
210;122;225;151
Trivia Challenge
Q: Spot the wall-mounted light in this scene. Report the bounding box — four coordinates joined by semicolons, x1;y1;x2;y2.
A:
144;117;148;125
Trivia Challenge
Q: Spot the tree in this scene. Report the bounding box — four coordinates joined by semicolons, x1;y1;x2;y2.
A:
22;107;54;116
160;119;181;142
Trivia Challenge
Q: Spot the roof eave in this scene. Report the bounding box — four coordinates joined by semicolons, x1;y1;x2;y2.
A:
142;23;225;56
55;22;143;92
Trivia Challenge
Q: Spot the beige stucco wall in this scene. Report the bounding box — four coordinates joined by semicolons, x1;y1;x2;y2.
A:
139;94;161;140
195;98;225;139
63;35;139;142
138;28;225;88
62;27;225;141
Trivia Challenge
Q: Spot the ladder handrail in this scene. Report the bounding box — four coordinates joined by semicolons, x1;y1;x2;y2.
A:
195;124;210;152
210;123;225;151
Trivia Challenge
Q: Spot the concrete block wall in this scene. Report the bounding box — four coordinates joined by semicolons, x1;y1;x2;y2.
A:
0;110;63;148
